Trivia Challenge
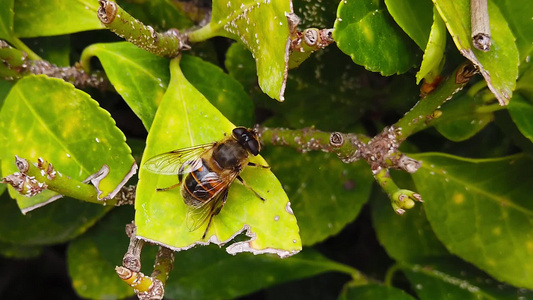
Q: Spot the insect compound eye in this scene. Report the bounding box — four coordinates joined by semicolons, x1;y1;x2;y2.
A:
232;127;261;155
246;139;260;156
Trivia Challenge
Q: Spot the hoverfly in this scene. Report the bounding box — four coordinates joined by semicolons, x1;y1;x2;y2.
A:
143;127;269;239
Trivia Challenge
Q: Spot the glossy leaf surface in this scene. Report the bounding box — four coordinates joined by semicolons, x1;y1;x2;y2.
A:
0;193;109;246
434;0;519;105
411;153;533;288
165;247;354;299
384;0;433;49
0;0;14;43
416;8;446;84
508;94;533;143
433;92;493;142
135;57;301;257
81;42;170;130
0;76;136;211
339;284;416;300
13;0;103;37
492;0;533;62
402;258;533;299
265;148;373;246
334;0;419;75
193;0;292;101
181;55;254;127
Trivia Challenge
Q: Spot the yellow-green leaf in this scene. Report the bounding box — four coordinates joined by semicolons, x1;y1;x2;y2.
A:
135;57;301;257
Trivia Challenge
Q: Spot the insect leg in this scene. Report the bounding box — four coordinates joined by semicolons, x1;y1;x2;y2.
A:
247;162;270;169
236;175;266;201
156;174;183;191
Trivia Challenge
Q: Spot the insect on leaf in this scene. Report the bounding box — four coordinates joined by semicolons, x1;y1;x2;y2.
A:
135;56;301;258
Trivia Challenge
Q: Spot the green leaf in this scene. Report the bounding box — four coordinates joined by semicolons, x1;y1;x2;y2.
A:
401;258;533;299
416;8;446;84
135;57;301;257
165;247;356;300
508;94;533;143
118;0;193;31
190;0;292;101
0;0;15;43
0;241;42;258
67;206;157;299
225;42;259;92
81;42;170;130
0;192;109;246
384;0;433;49
180;55;254;127
333;0;419;76
339;284;416;300
410;153;533;288
371;171;449;263
13;0;103;38
0;75;136;212
433;92;493;142
433;0;519;105
265;148;373;246
492;0;533;62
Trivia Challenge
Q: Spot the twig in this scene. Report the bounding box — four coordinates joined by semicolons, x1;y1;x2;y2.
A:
394;62;478;141
116;222;168;300
1;156;137;206
255;126;420;174
471;0;491;52
97;0;190;58
0;40;109;89
373;168;422;214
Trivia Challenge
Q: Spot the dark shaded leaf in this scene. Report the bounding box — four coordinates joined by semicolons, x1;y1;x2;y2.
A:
411;153;533;288
334;0;419;75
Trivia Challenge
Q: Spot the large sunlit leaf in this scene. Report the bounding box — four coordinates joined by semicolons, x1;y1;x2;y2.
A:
333;0;419;76
401;258;533;299
13;0;103;37
0;0;15;43
135;57;301;257
384;0;433;49
0;76;136;212
371;171;449;263
165;247;355;299
0;193;110;245
433;0;519;105
264;148;373;246
339;284;416;300
181;55;254;127
432;92;493;142
67;206;157;299
492;0;533;62
411;153;533;288
81;42;170;130
191;0;292;101
508;94;533;143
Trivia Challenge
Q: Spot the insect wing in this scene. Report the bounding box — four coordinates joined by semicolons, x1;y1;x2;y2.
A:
142;143;214;175
186;187;229;233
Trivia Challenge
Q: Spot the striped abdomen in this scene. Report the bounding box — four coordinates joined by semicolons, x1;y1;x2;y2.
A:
181;158;223;207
